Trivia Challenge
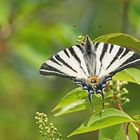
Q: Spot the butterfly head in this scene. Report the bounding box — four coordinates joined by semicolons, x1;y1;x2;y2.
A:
88;76;99;85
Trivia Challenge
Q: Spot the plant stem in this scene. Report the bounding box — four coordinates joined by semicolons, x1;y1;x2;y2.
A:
113;94;140;140
136;129;140;140
124;123;130;140
113;94;129;140
113;94;124;111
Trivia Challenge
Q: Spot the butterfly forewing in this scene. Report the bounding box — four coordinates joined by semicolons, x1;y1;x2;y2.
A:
40;36;140;82
94;42;140;77
40;45;90;80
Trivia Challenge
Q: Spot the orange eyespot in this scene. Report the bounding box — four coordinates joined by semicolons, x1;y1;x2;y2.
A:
88;76;99;84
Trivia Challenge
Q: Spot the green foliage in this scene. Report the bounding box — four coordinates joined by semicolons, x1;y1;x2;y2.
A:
52;88;87;116
99;125;126;140
52;33;140;139
1;1;140;140
68;109;135;137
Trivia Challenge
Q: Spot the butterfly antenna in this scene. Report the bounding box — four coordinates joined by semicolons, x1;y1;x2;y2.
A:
93;25;102;37
73;25;86;36
100;92;104;112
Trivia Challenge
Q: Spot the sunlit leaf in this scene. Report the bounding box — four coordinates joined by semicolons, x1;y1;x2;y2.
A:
52;88;87;112
54;99;87;116
133;115;140;123
52;87;112;116
113;68;140;84
68;108;135;137
94;33;140;53
99;125;125;140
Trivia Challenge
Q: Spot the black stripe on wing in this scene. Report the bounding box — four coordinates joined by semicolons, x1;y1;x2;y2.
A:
110;52;140;75
64;49;70;58
39;63;73;79
50;57;61;65
100;43;108;61
55;54;77;73
76;44;84;53
94;42;100;51
40;63;64;75
109;44;114;53
69;46;88;75
120;48;130;59
107;47;124;69
69;47;81;64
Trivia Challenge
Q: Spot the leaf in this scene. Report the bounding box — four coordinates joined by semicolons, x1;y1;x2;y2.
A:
133;115;140;123
113;68;140;84
54;99;87;116
94;33;140;84
99;125;125;140
52;88;113;116
68;108;135;137
94;33;140;53
52;87;87;112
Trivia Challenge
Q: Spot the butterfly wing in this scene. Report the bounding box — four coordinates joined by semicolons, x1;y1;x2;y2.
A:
93;41;140;93
94;42;140;78
39;44;90;81
39;36;140;110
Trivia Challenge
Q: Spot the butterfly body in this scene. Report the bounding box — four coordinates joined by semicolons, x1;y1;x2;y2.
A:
40;35;140;110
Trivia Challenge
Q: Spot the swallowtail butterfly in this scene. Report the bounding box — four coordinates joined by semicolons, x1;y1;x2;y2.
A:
39;35;140;111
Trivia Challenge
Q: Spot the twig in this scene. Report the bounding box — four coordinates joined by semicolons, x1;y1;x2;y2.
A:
125;123;130;140
113;94;124;111
113;94;129;140
113;94;140;140
136;129;140;140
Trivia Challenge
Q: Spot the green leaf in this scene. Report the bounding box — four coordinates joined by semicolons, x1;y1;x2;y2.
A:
52;88;87;116
68;108;135;137
52;87;113;116
94;33;140;84
99;125;125;140
113;68;140;84
52;87;87;112
54;99;87;116
94;33;140;53
133;115;140;123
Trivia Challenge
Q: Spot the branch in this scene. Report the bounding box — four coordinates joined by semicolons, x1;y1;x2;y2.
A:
113;94;130;140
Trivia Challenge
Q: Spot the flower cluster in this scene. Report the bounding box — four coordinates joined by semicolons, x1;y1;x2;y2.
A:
35;112;63;140
109;80;129;105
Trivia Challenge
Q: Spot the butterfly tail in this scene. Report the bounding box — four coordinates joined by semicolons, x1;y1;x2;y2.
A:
100;92;104;112
88;89;94;102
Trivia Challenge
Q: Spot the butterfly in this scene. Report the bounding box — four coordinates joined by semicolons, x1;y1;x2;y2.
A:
39;35;140;111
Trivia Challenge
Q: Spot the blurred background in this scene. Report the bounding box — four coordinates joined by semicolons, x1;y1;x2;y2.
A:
1;0;140;139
